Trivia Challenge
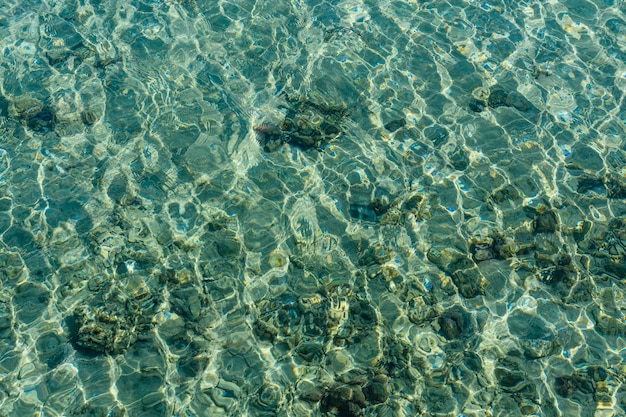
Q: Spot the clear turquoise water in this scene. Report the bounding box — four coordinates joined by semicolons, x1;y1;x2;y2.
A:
0;0;626;416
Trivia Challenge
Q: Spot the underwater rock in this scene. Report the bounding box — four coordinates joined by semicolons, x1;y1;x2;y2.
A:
169;285;208;320
427;246;466;271
297;380;325;403
577;218;626;279
69;399;126;417
402;193;431;221
605;173;626;198
8;96;57;132
489;185;521;204
81;110;99;126
563;278;594;303
493;351;540;397
349;299;378;331
253;319;279;342
492;351;546;414
569;144;604;171
468;232;518;261
255;95;348;152
518;338;558;359
380;335;412;377
422;384;455;414
529;205;559;233
254;124;283;153
0;92;8;117
505;91;533;111
451;264;487;298
468;98;486;112
71;305;137;355
495;367;529;393
363;375;389;404
12;96;43;119
588;366;608;382
487;89;509;108
337;369;368;386
372;188;394;217
554;373;594;398
470;238;497;262
427;246;487;297
531;247;578;290
407;295;436;324
462;351;483;373
488;88;533;112
469;87;534;113
576;175;604;194
383;118;405;132
591;307;626;336
252;382;283;412
449;146;469;171
27;107;56;133
282;97;345;150
177;351;209;379
321;384;367;417
437;305;475;340
295;341;324;362
359;244;394;266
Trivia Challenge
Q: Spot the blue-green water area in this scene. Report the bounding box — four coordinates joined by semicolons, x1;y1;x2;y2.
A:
1;0;626;416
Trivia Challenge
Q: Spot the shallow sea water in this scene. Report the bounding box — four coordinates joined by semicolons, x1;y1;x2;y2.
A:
1;0;626;416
